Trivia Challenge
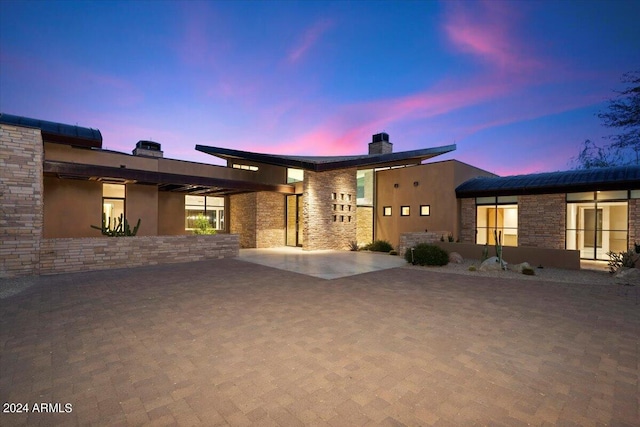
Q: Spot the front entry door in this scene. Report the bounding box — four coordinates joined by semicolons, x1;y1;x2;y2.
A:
286;195;303;247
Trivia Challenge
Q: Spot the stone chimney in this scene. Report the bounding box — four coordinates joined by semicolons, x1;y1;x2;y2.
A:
133;140;163;158
368;132;392;155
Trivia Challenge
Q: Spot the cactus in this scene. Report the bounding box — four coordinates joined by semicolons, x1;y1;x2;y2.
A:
91;213;141;237
481;243;489;262
493;229;505;270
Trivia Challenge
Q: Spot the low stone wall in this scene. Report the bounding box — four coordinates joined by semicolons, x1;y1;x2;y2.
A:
39;234;239;275
400;233;580;269
398;232;449;257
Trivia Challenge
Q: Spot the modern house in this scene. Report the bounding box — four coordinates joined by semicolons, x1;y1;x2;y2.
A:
1;113;639;277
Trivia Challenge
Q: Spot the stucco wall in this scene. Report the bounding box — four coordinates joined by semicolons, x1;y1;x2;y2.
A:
303;169;357;250
158;191;187;235
39;234;239;275
0;124;43;278
376;160;494;249
43;176;102;238
126;183;158;236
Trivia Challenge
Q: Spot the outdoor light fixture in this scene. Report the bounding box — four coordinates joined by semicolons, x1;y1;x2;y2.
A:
413;181;419;187
394;183;399;188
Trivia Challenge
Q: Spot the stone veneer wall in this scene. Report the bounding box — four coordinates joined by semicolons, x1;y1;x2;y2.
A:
39;234;239;275
356;206;373;246
229;192;257;248
630;198;640;247
459;198;476;244
303;168;357;250
0;124;43;278
398;231;448;257
255;192;285;248
518;194;566;249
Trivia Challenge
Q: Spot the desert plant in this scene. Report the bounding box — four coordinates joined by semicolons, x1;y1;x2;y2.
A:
447;233;454;242
192;214;217;235
91;213;141;237
607;249;638;273
468;265;477;272
493;229;506;270
481;244;489;262
522;267;535;276
363;240;394;253
440;234;445;242
348;240;359;251
389;250;398;256
404;243;449;266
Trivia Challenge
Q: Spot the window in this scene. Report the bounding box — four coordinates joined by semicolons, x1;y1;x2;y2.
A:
232;163;258;171
357;169;374;206
401;206;410;216
420;205;430;216
102;184;125;228
566;191;628;260
476;197;518;247
185;195;225;231
383;206;392;216
287;168;304;183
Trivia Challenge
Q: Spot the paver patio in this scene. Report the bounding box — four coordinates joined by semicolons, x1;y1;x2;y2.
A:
1;257;638;426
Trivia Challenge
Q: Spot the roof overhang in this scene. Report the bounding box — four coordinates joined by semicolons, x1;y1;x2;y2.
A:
44;160;295;196
1;113;102;149
195;144;457;172
456;165;640;198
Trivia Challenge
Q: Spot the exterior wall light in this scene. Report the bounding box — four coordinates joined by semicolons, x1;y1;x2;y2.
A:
394;183;399;188
413;181;419;187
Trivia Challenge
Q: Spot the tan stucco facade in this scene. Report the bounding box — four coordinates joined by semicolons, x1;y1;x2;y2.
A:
375;160;495;249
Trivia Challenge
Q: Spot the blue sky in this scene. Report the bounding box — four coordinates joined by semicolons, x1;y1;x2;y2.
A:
1;0;638;175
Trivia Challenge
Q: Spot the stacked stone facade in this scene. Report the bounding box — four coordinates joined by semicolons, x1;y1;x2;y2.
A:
356;206;373;246
303;168;357;250
0;124;43;277
629;198;640;248
459;198;476;244
255;192;285;248
229;191;285;248
518;194;566;249
398;231;445;256
39;234;238;275
229;193;257;248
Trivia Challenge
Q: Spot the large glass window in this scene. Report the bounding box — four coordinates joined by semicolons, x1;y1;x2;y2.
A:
476;196;518;246
566;192;628;260
185;196;225;231
357;169;374;206
102;184;125;228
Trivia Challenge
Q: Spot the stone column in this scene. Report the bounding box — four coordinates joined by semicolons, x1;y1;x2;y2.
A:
0;124;44;277
303;168;357;250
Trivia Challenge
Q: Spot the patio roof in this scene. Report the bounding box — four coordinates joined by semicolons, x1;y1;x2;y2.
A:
456;165;640;197
195;144;456;172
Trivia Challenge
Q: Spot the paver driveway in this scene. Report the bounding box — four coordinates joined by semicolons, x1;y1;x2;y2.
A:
1;258;638;426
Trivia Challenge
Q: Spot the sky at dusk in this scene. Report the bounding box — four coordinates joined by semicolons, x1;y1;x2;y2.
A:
1;0;639;175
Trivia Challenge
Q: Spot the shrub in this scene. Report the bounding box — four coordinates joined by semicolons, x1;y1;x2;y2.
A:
193;214;217;235
522;267;535;276
607;249;638;273
389;250;398;256
404;243;449;266
348;240;359;251
468;265;477;272
363;240;394;253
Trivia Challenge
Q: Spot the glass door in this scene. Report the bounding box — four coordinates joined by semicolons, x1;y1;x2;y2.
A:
286;195;303;246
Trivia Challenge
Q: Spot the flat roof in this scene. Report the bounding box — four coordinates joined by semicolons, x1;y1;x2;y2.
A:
196;144;456;172
0;113;102;149
456;165;640;197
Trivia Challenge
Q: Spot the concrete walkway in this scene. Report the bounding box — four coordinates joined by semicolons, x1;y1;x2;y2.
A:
238;247;407;279
1;258;638;426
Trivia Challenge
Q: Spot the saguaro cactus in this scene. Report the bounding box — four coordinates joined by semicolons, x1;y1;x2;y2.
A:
493;229;505;270
91;213;141;237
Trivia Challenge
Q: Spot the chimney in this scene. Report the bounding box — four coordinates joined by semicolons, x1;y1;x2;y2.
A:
133;140;163;158
368;132;392;155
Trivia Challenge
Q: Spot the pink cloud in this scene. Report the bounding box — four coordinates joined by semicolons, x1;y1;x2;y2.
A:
287;18;334;64
443;0;543;73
